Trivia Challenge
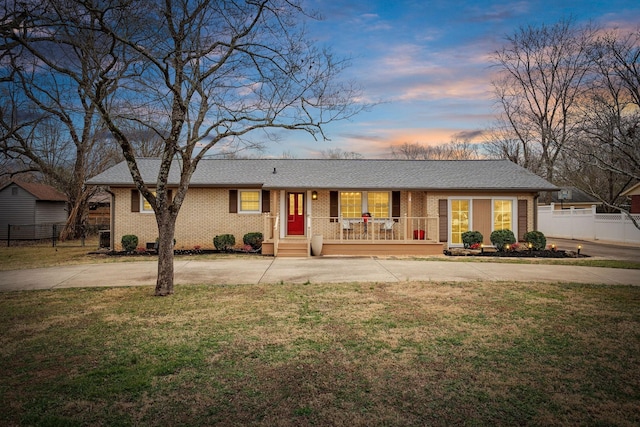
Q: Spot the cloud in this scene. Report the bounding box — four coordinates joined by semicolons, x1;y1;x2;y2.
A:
463;2;531;23
451;129;486;141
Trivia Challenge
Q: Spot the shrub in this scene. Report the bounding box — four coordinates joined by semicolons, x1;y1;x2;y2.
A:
213;234;236;252
243;232;263;250
490;229;516;251
121;234;138;252
461;231;483;249
523;230;546;251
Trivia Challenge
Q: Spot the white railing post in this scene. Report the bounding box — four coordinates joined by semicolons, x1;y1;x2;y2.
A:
404;214;408;241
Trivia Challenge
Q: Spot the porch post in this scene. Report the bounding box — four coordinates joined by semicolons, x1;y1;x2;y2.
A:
404;213;408;241
263;213;269;240
407;192;412;241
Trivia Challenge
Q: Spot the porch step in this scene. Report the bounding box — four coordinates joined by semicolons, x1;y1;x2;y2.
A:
277;240;309;257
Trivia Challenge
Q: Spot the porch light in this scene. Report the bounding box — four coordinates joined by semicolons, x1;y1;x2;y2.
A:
480;244;484;254
312;191;318;200
528;242;532;252
577;245;582;255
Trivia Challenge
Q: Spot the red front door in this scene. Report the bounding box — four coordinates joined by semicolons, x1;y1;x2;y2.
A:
287;192;305;235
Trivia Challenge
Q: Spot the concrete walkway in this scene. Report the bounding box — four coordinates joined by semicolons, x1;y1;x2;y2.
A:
0;256;638;292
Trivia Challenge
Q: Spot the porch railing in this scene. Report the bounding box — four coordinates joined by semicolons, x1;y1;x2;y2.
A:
263;214;439;242
308;215;439;242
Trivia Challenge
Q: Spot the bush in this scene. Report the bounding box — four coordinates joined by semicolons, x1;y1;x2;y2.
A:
523;230;546;250
213;234;235;252
490;229;516;251
461;231;483;249
243;232;263;250
121;234;139;252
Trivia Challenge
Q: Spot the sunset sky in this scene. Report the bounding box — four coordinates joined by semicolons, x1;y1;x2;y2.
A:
235;0;640;159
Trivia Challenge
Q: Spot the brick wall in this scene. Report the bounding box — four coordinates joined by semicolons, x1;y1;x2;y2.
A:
113;187;269;250
112;187;538;249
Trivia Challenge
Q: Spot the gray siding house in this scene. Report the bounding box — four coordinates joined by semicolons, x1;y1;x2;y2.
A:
0;181;68;240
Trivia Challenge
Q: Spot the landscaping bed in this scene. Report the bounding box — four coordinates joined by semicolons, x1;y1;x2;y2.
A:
444;248;588;258
98;247;261;257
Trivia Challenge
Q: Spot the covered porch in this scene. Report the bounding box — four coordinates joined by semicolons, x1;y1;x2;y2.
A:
261;214;443;257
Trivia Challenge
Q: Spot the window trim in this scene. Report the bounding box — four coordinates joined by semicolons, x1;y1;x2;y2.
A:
492;199;514;232
447;196;517;246
140;191;155;214
449;198;471;245
238;189;262;214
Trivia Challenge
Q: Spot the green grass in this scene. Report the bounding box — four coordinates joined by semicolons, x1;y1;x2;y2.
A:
0;239;242;271
1;281;639;426
415;255;640;269
1;240;639;271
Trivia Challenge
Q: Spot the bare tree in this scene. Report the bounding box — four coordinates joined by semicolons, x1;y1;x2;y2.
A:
565;29;640;225
490;19;596;183
576;30;640;183
390;139;481;160
3;0;362;295
319;147;363;159
0;1;133;239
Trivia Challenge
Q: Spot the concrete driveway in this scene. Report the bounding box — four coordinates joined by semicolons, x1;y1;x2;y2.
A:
0;255;638;292
549;238;640;261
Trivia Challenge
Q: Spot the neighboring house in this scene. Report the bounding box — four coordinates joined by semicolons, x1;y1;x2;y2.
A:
621;182;640;213
541;187;602;210
0;180;68;240
88;191;111;227
86;159;557;256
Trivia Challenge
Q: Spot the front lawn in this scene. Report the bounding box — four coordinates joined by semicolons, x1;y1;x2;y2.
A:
1;281;638;426
1;241;639;271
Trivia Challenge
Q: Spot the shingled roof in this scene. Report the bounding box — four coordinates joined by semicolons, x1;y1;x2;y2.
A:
1;180;68;201
87;158;558;192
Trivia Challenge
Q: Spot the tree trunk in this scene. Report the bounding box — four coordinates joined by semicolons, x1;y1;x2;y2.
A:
155;211;177;296
60;191;90;241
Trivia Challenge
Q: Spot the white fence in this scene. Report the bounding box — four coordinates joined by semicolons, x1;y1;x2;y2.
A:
538;204;640;244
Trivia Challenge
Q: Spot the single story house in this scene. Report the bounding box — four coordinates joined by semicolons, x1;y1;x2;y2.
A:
88;190;111;227
621;182;640;213
541;187;602;210
0;180;68;240
86;158;558;256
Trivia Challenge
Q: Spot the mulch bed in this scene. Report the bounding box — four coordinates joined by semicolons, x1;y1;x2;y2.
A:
444;248;589;258
90;249;261;256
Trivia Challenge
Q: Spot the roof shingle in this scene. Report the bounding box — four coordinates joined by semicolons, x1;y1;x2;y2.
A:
87;159;558;191
1;181;68;201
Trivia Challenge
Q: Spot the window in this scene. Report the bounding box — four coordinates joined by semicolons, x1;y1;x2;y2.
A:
367;192;390;218
11;187;18;196
340;192;362;218
339;191;391;218
141;191;155;213
451;199;469;244
494;200;512;231
239;190;261;213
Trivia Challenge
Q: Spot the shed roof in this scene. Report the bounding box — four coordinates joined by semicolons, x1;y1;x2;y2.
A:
621;182;640;197
549;187;602;204
87;158;558;192
0;180;68;202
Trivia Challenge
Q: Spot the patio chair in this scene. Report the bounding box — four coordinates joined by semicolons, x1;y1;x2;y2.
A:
380;220;394;239
341;219;353;239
